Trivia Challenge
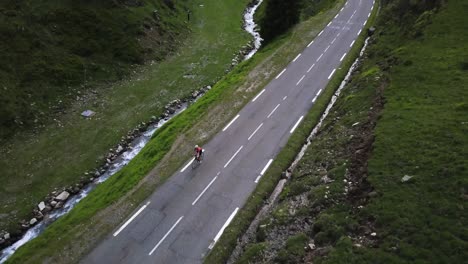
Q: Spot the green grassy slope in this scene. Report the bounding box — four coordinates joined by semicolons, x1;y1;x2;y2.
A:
0;0;250;237
233;0;468;263
0;0;187;138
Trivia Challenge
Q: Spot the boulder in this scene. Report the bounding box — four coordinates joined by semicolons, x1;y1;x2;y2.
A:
43;205;52;213
38;201;46;211
55;191;70;201
50;200;58;207
401;175;413;183
29;218;38;226
116;145;124;153
55;201;64;209
4;233;10;240
81;110;96;118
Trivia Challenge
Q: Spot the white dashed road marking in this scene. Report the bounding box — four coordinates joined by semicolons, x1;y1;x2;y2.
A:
267;104;281;118
296;75;305;86
149;216;184;255
248;123;263;141
224;146;243;168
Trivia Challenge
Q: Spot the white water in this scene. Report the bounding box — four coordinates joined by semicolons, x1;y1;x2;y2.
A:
0;2;264;262
244;0;264;60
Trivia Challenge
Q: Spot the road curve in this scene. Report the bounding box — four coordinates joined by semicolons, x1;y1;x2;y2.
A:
84;0;375;263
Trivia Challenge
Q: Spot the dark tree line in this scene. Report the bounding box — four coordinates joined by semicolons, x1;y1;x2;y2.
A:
259;0;302;44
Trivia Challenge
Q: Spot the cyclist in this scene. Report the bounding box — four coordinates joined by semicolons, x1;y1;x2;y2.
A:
194;145;204;162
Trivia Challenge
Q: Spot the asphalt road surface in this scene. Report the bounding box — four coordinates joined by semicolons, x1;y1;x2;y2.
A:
84;0;375;263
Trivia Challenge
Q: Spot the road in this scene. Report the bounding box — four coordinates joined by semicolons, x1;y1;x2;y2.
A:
84;0;374;263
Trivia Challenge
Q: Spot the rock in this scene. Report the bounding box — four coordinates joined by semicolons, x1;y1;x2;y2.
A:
354;243;362;247
116;145;124;153
368;27;376;36
368;191;378;198
321;175;333;184
43;205;52;213
35;211;44;220
371;232;377;237
0;238;4;245
55;201;64;209
4;233;10;240
81;110;95;118
55;191;70;201
38;201;46;211
29;218;38;225
352;122;360;127
401;175;413;183
192;91;199;98
50;200;57;207
308;243;316;250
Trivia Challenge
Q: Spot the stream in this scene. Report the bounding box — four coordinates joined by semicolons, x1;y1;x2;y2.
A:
0;2;264;262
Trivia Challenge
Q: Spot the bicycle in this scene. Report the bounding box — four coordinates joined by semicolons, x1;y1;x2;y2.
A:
192;150;205;169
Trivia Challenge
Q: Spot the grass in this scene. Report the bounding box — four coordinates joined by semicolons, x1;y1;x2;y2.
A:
0;0;251;234
0;0;187;136
230;0;468;263
328;0;468;262
4;0;346;261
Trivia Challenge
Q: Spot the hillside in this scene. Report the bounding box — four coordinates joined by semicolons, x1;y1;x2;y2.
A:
0;0;251;252
232;0;468;262
0;0;188;139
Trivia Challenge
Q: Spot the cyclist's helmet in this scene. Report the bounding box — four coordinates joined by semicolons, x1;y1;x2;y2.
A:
195;145;199;148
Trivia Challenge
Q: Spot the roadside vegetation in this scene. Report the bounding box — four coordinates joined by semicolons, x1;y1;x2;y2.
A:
0;0;250;248
5;0;346;262
226;0;468;263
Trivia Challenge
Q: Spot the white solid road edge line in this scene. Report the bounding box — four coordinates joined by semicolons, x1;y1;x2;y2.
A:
261;159;274;175
224;146;243;168
248;123;264;141
252;89;265;102
340;52;347;62
290;116;304;134
292;53;302;62
149;216;184;255
222;114;240;131
180;157;195;172
328;69;336;79
312;95;318;103
192;176;218;205
275;68;286;79
208;208;239;250
113;201;150;237
256;159;274;183
296;75;305;86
